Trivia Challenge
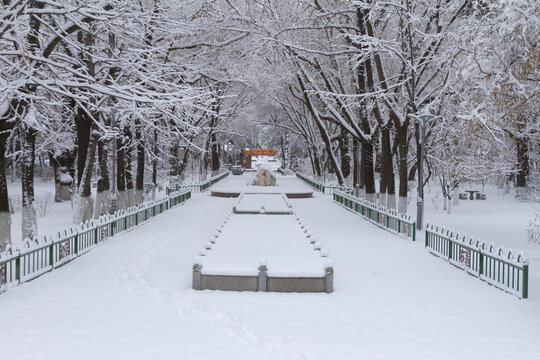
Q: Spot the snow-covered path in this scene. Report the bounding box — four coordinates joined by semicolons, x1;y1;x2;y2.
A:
1;174;539;360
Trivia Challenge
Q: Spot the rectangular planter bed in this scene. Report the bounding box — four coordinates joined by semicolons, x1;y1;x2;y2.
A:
193;214;333;293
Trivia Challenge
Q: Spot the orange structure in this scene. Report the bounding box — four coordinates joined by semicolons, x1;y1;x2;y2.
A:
242;149;278;169
243;149;277;156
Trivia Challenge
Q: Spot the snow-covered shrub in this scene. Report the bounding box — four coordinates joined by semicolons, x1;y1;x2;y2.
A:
526;213;540;244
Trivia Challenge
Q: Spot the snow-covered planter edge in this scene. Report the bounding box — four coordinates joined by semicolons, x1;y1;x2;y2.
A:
333;190;416;241
425;223;529;299
193;211;333;293
0;189;192;294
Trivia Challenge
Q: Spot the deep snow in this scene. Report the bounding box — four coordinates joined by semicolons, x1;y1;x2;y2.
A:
1;173;539;360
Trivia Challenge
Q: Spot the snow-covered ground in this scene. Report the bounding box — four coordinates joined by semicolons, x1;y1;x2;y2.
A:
7;179;74;244
1;173;539;359
200;213;327;277
234;193;291;213
213;173;312;195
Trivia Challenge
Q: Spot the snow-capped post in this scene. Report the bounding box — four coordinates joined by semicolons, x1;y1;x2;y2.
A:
258;264;268;292
192;263;202;290
324;266;334;294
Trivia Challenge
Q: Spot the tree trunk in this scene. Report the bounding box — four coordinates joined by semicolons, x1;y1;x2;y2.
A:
397;123;409;214
152;128;158;201
211;133;219;176
116;136;127;210
340;128;351;179
516;137;529;187
352;139;359;188
125;145;134;207
21;126;37;240
362;141;376;203
379;127;391;207
74;131;97;224
93;139;110;218
0;129;12;250
135;128;144;204
312;148;322;177
387;154;397;210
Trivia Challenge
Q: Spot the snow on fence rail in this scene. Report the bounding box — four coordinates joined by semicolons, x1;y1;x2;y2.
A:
333;190;416;241
295;173;353;195
296;173;325;192
167;171;229;194
425;223;529;299
0;189;192;294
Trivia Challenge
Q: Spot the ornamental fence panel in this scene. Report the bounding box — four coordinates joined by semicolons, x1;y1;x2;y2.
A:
425;224;529;299
333;190;416;241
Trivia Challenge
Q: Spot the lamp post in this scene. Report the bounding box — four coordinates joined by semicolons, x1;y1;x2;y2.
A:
411;114;438;230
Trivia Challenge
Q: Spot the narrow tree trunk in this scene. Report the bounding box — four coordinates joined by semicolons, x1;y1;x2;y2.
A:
74;132;97;224
21;126;37;240
516;137;529;188
387;154;397;210
93;139;110;218
0;129;12;250
116;137;127;210
352;138;359;188
211;133;219;176
152;128;158;201
125;146;134;207
135;128;144;204
397;124;409;214
379;128;390;207
340;128;351;179
362;141;376;203
313;148;322;177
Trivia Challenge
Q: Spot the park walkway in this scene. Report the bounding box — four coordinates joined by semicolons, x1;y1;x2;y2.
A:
0;173;539;360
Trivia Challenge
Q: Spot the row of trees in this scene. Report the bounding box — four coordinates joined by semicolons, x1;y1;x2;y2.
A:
247;0;538;213
0;0;253;249
1;1;538;249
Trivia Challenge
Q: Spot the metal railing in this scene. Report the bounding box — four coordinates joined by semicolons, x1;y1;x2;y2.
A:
296;173;325;192
425;223;529;299
333;190;416;241
0;189;192;294
167;171;229;194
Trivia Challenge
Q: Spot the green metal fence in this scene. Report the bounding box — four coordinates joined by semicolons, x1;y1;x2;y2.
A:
425;223;529;299
0;189;192;294
167;171;229;195
333;190;416;241
296;173;325;192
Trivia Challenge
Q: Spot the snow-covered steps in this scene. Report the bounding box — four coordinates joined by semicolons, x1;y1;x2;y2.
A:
193;213;333;293
233;193;292;215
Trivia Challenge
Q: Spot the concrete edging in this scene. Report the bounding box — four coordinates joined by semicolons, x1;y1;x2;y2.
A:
193;264;333;293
